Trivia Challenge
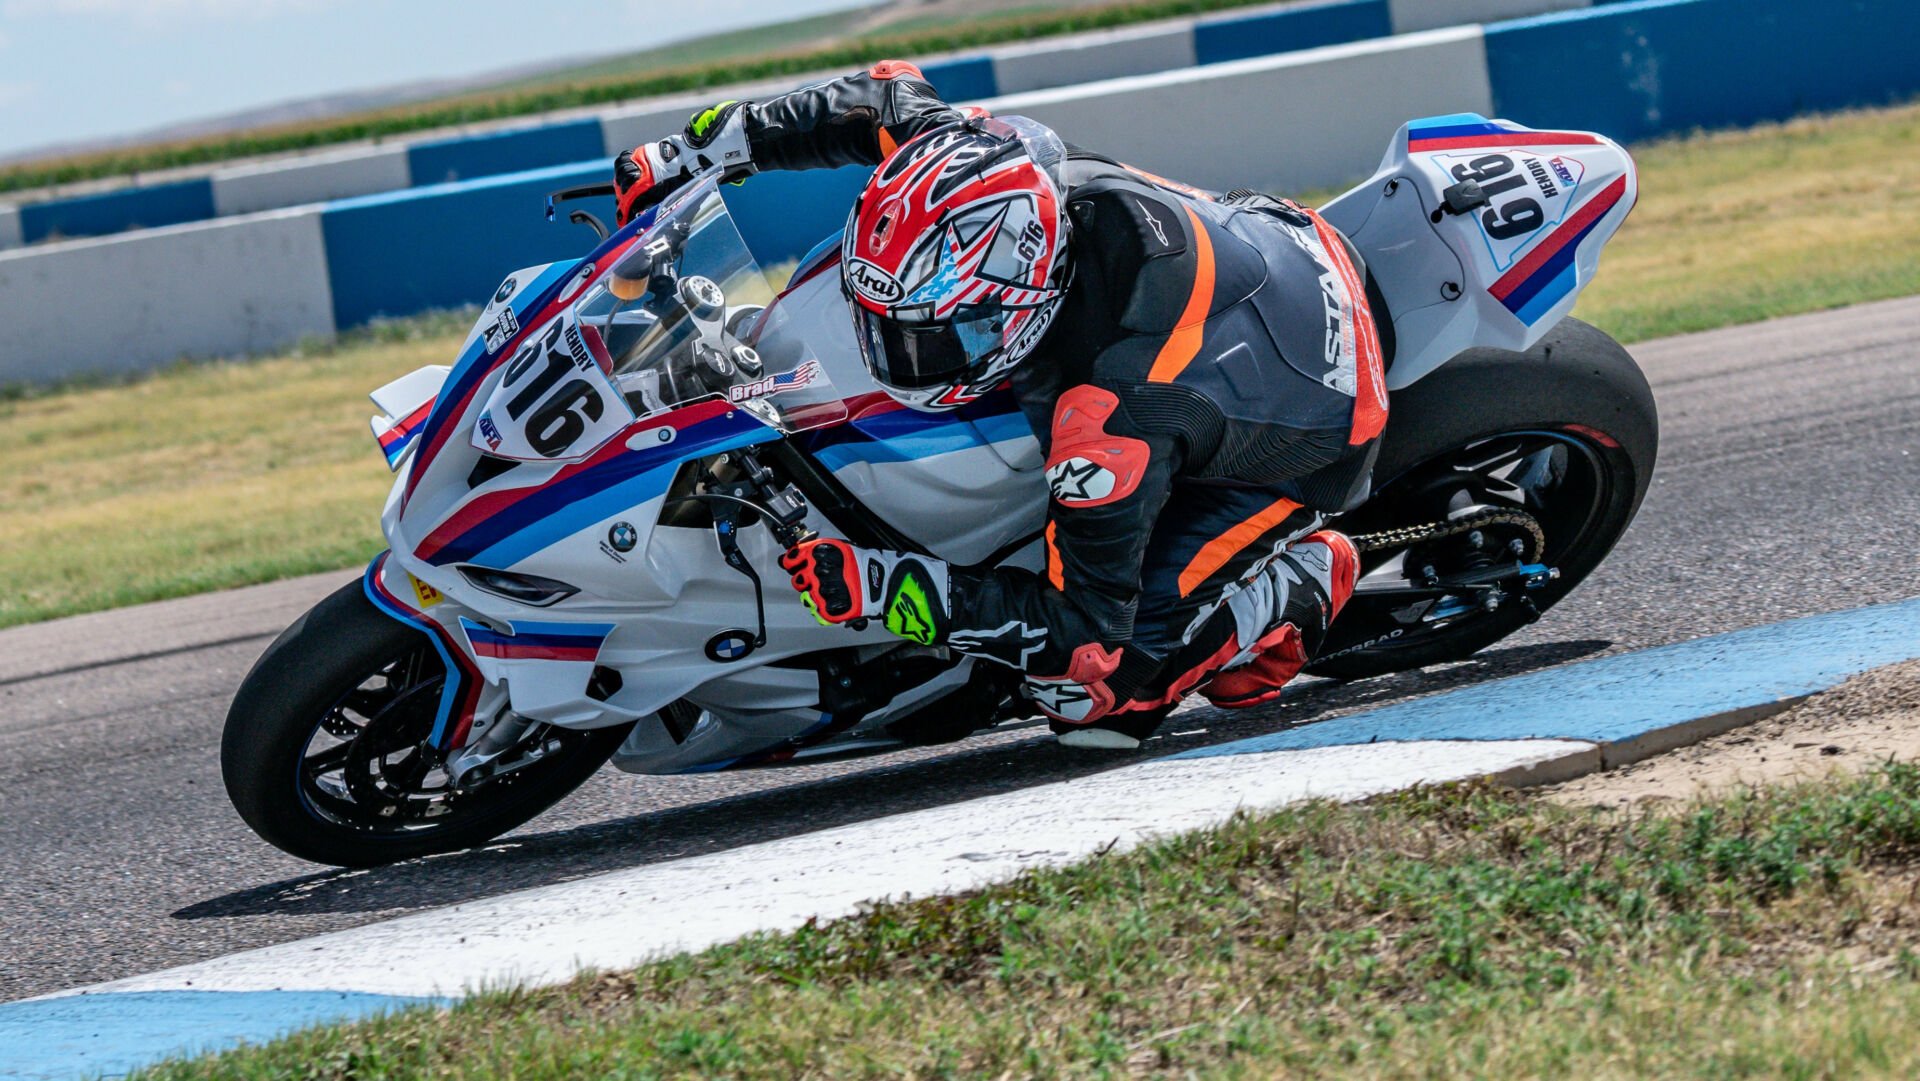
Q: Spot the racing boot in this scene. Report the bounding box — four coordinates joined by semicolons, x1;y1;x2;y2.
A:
1202;530;1359;709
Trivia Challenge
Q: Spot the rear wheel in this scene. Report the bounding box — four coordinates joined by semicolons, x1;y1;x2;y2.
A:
1308;318;1658;680
221;581;632;867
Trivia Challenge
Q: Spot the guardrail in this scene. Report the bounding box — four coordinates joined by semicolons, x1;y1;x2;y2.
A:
0;0;1606;250
2;0;1914;386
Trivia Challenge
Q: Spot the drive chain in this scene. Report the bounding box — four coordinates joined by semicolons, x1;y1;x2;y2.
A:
1346;508;1547;560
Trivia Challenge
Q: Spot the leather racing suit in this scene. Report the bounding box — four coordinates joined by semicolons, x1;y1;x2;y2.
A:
624;64;1387;733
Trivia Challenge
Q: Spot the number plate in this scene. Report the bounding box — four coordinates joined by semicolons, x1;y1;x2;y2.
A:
1427;150;1586;271
470;314;635;463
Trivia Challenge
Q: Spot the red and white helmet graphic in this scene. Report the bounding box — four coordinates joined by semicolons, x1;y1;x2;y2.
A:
841;114;1071;411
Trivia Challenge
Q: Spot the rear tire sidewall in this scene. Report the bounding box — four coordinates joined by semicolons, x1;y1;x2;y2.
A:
220;579;629;867
1307;318;1659;680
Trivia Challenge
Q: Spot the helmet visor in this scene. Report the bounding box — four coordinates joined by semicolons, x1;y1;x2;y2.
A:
851;301;1007;391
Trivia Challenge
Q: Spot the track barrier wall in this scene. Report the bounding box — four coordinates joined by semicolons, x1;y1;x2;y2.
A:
0;209;335;384
17;176;215;245
209;145;412;217
1484;0;1920;141
999;27;1491;194
6;0;1920;383
0;0;1602;249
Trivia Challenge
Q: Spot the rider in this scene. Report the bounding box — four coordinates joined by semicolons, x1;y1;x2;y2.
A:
614;62;1384;749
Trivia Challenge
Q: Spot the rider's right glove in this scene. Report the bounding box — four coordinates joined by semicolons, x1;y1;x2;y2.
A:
613;99;756;227
779;538;952;646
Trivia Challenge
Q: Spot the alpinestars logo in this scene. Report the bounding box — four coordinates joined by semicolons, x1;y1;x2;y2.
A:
948;620;1047;669
1025;677;1096;722
1046;457;1117;504
1134;198;1169;247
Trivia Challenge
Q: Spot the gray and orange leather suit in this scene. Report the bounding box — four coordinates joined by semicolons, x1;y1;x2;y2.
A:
619;65;1386;733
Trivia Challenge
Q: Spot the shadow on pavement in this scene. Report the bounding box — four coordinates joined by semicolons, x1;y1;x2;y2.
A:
174;637;1609;920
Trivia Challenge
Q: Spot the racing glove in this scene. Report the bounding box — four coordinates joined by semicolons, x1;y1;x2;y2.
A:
613;99;756;226
780;538;952;645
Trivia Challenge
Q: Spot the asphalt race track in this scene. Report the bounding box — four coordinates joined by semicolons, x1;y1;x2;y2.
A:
5;297;1918;1002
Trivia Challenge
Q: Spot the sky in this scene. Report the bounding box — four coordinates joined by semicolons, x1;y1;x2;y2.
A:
0;0;872;159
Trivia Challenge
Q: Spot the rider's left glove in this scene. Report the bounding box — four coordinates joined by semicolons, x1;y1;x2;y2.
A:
614;99;757;227
780;538;952;646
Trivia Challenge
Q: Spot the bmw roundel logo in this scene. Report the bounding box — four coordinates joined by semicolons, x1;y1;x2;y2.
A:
704;630;756;663
607;521;638;553
493;277;517;304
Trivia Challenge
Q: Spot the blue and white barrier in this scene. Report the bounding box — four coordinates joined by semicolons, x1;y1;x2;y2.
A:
0;208;335;385
4;0;1918;383
0;0;1616;250
1485;0;1920;142
997;26;1491;195
209;144;411;217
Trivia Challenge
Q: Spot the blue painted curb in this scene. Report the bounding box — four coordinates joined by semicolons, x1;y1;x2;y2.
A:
1174;596;1920;760
0;991;440;1081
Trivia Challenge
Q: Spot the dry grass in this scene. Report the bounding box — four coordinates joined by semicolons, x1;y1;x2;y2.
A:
1575;100;1920;341
0;323;458;627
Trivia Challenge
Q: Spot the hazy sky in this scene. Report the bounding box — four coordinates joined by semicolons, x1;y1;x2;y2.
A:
0;0;871;158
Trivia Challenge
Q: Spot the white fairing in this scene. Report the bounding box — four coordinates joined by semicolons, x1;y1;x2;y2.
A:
1321;113;1638;389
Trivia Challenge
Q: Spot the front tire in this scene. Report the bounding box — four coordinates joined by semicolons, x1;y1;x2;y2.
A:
1308;318;1658;680
221;580;631;867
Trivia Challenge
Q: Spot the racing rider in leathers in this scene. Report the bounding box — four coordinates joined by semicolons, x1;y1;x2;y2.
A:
613;62;1385;749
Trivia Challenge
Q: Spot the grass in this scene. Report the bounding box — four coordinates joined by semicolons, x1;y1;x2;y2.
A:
2;100;1917;629
0;0;1282;197
132;763;1920;1078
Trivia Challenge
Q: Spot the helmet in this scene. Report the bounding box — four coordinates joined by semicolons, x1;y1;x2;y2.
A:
841;115;1071;411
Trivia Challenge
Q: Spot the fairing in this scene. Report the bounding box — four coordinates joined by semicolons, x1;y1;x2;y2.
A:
1320;113;1637;389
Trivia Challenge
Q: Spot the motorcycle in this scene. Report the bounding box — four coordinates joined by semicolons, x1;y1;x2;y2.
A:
222;113;1656;866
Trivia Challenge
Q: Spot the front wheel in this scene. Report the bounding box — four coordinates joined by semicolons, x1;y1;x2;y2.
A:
221;580;632;867
1308;318;1658;680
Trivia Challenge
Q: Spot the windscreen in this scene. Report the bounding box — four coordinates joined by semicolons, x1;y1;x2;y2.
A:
571;180;851;433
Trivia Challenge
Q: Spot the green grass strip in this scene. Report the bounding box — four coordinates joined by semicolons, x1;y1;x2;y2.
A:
0;0;1284;196
1;100;1916;629
133;763;1920;1078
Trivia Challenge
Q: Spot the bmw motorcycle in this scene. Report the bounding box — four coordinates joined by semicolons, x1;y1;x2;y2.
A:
222;114;1658;866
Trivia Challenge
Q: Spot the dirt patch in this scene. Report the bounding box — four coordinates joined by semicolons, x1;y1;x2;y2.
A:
1545;660;1920;808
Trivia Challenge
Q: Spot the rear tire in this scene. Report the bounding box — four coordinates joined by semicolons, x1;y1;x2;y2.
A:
221;580;631;867
1307;318;1658;680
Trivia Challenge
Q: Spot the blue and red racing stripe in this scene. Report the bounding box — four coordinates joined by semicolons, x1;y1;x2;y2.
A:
1406;116;1601;154
362;553;484;749
1488;175;1630;325
459;619;613;662
375;398;436;469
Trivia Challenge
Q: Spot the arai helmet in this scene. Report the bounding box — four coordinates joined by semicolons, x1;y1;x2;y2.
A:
841;114;1071;410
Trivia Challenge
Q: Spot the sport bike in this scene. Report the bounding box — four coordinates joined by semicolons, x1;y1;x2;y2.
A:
222;114;1657;866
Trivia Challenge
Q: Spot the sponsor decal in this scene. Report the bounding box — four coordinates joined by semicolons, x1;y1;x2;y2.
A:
1316;627;1404;662
492;277;517;305
477;413;504;451
407;572;442;609
726;359;823;404
845;258;904;303
481;306;520;353
704;629;757;663
1549;155;1578;186
598;520;638;564
1046;457;1118;504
